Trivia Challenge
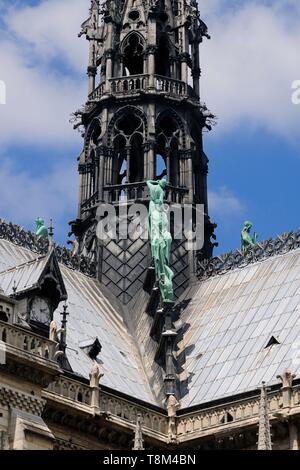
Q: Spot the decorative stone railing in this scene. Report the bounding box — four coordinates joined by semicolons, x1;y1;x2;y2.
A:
81;191;98;212
176;388;288;442
197;229;300;280
154;75;188;97
0;219;96;278
88;74;198;103
100;391;168;438
88;82;105;101
47;377;92;407
103;182;189;204
45;376;168;440
103;182;147;203
110;74;149;94
0;320;57;363
43;374;300;443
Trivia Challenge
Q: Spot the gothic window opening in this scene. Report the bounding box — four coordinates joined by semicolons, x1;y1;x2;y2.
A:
111;111;145;185
113;135;127;185
156;35;171;77
155;153;167;180
156;115;181;186
170;138;180;187
123;34;144;76
128;10;140;21
129;133;144;183
220;412;234;424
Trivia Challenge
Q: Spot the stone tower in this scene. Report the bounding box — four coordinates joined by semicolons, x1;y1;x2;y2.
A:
70;0;216;305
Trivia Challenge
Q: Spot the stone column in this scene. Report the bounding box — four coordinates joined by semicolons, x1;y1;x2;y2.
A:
289;422;299;450
105;49;114;93
147;46;156;88
146;141;156;180
97;146;105;201
87;65;97;96
192;67;201;98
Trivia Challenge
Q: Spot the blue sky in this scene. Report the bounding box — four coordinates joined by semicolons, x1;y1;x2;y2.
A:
0;0;299;255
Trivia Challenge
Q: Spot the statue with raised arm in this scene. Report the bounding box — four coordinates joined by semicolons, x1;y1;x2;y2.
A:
241;221;258;252
35;218;48;240
146;178;174;303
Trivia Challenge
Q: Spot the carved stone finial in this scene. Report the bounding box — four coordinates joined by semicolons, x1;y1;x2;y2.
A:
89;361;103;414
132;413;144;451
89;361;103;388
277;368;296;408
166;394;179;444
48;219;54;250
277;368;296;389
49;320;58;342
257;382;272;450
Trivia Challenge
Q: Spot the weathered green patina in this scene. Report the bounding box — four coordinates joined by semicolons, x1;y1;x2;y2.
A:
35;218;49;240
241;221;258;251
147;178;174;303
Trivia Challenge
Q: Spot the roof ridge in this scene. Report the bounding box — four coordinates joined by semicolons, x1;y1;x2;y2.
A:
197;228;300;280
0;218;96;278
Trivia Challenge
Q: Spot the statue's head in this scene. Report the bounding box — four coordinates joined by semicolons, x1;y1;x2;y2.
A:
35;217;45;229
244;221;253;231
159;177;168;189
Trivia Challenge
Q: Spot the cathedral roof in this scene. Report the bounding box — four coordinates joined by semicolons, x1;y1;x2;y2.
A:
1;219;300;410
179;244;300;408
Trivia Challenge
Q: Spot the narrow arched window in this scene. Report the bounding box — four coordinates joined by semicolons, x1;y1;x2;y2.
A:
123;34;144;76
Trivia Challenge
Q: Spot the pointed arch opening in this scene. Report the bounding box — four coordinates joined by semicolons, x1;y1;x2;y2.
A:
156;113;183;186
113;135;127;185
155;34;171;77
123;33;144;76
129;133;144;183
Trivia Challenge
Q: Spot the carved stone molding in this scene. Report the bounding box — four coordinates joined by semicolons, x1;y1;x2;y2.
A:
0;385;45;416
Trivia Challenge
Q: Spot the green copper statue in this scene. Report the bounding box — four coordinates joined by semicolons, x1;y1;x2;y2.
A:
147;178;174;303
241;221;258;252
35;217;48;240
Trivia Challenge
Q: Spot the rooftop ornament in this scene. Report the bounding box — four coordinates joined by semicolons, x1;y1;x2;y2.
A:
35;218;49;240
241;220;258;252
147;178;174;304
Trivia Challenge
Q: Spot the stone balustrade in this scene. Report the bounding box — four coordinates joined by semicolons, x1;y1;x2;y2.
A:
0;320;57;362
103;182;188;204
88;74;196;103
176;389;284;442
43;372;300;444
45;375;168;439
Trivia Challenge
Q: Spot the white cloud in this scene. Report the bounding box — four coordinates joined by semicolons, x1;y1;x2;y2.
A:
209;187;245;218
200;0;300;140
0;0;87;148
3;0;88;73
0;156;77;240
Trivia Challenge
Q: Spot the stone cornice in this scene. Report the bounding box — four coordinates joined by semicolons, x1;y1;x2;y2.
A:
197;229;300;280
0;219;96;278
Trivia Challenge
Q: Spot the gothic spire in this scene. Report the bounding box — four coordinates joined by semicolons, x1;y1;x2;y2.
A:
257;381;272;450
132;414;144;450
